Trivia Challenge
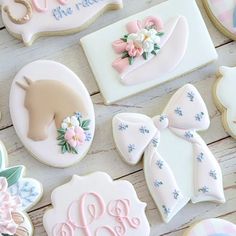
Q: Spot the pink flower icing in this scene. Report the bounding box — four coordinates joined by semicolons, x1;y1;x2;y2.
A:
0;177;21;235
64;126;86;148
126;42;143;57
112;16;164;74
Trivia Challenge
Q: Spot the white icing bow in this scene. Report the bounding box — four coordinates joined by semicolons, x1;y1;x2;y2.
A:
112;84;225;222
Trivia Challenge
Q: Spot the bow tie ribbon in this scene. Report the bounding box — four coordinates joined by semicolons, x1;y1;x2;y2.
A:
113;84;225;222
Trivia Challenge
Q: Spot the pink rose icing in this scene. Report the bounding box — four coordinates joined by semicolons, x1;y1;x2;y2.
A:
0;177;21;235
65;126;86;148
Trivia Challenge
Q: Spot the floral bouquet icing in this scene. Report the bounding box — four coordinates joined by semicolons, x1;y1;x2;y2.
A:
112;15;189;85
113;16;164;67
0;141;43;236
57;112;91;154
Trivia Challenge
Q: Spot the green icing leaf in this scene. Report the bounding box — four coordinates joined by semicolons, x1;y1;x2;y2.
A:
121;51;129;59
151;50;157;56
154;44;160;50
142;52;148;60
128;57;134;65
81;120;91;129
156;32;164;37
0;166;24;187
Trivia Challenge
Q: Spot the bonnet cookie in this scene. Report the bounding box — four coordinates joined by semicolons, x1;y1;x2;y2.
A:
0;141;43;235
214;66;236;139
203;0;236;40
81;0;217;104
9;60;95;168
184;218;236;236
43;172;150;236
112;84;225;222
0;0;123;46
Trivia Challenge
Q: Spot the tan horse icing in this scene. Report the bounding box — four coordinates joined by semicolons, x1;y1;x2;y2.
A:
17;77;85;141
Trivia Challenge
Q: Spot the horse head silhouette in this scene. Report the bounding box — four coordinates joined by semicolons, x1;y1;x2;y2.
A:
17;77;85;141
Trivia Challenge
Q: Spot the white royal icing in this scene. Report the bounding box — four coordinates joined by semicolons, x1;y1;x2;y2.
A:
215;66;236;139
9;60;95;168
0;0;123;45
112;84;225;223
43;172;150;236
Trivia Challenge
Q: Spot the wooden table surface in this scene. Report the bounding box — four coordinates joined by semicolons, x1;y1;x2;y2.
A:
0;0;236;235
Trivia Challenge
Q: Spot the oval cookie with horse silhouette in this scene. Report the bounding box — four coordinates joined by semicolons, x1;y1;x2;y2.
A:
10;60;95;168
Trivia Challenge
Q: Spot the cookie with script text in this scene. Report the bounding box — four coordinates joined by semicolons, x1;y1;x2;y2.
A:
0;0;123;46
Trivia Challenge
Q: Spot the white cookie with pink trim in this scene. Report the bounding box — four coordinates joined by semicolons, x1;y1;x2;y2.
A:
43;172;150;236
112;84;225;222
184;218;236;236
0;0;123;46
81;0;217;104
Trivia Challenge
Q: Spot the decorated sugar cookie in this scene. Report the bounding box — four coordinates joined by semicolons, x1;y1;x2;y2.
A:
0;140;43;236
214;66;236;139
10;60;95;168
184;218;236;236
0;0;123;46
112;84;225;223
81;0;218;104
43;172;150;236
203;0;236;40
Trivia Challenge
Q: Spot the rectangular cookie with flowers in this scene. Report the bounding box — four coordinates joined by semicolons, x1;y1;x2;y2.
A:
81;0;217;104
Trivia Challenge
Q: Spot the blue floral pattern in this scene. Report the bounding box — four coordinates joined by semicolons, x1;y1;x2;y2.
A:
198;186;209;193
209;170;217;180
154;180;163;188
156;160;164;169
162;205;171;215
139;126;150;134
173;189;180;200
9;181;39;209
119;123;128;131
85;132;92;142
113;85;224;222
195;112;204;121
159;115;167;122
174;107;183;116
128;144;135;153
187;91;195;102
184;131;194;139
197;152;204;162
152;138;159;147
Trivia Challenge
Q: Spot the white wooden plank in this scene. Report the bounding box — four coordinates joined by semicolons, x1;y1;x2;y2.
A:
27;136;236;235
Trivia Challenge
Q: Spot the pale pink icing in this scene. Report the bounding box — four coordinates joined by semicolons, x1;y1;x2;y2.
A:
52;192;141;236
0;177;21;235
64;126;86;148
112;84;225;222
